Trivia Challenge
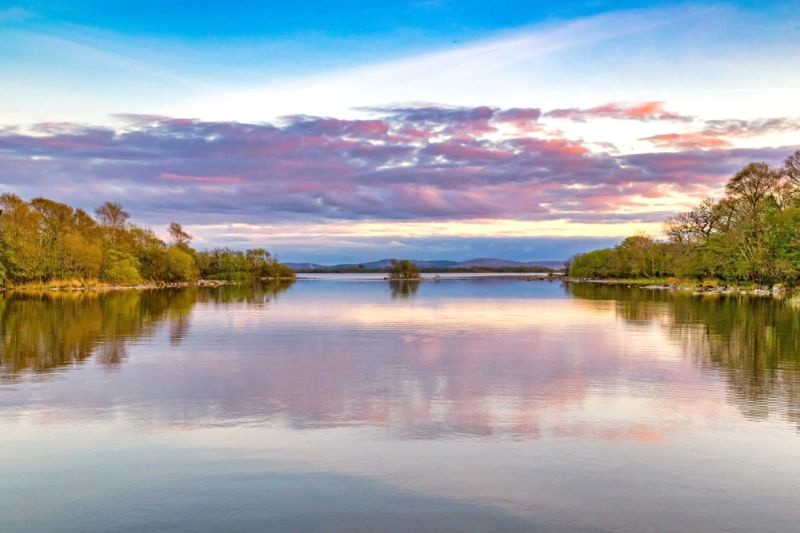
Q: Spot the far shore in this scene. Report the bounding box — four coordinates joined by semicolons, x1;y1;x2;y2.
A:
296;272;565;281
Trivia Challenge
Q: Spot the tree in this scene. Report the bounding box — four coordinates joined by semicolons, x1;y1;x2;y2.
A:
784;150;800;189
0;195;293;287
389;259;420;280
95;201;129;247
102;250;142;285
572;152;800;284
168;222;192;248
0;194;46;282
245;248;271;276
62;231;103;279
725;163;780;214
163;247;199;281
665;199;716;245
31;197;77;279
568;248;617;278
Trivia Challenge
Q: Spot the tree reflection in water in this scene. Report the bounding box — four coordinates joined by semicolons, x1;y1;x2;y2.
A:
389;280;420;299
3;280;800;434
0;280;294;380
566;282;800;429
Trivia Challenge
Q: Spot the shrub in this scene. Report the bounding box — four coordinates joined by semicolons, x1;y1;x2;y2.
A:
389;259;420;280
102;250;142;285
164;247;199;282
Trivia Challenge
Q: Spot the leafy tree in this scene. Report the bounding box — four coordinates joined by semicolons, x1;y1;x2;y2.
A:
163;247;199;282
0;194;46;282
62;231;103;279
0;195;285;286
196;247;294;281
725;163;780;214
571;152;800;285
389;259;420;280
102;250;142;285
569;248;619;278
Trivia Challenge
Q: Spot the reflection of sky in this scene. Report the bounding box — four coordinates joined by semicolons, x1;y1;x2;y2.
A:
2;280;800;531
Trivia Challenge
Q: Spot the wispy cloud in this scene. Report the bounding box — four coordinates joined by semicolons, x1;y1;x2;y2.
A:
640;117;800;150
545;102;692;122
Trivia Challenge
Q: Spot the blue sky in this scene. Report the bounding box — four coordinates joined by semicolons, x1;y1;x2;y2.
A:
1;1;799;262
6;1;685;38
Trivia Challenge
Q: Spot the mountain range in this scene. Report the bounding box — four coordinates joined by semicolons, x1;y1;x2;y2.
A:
285;258;565;272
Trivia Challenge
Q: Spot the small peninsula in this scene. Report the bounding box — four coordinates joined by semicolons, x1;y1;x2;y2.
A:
0;196;294;291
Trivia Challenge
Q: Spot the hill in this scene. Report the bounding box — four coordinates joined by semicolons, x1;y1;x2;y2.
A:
285;258;565;272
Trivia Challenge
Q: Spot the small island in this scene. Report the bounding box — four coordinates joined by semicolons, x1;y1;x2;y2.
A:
388;259;421;280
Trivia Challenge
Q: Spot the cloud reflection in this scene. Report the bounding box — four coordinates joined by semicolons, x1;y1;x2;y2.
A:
4;280;796;442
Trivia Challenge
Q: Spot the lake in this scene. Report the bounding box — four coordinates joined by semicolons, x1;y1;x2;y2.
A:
1;278;799;532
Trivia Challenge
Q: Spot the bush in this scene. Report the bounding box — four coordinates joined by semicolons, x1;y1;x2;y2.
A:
389;259;420;280
102;250;142;285
164;247;199;282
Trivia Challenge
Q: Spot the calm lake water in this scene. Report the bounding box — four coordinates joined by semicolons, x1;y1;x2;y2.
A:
1;278;800;532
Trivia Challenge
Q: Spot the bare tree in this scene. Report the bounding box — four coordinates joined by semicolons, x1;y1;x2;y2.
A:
95;201;129;247
784;150;800;188
95;202;129;229
168;222;192;248
664;199;716;245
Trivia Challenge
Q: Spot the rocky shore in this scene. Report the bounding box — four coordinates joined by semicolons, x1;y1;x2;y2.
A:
568;278;798;298
2;279;232;292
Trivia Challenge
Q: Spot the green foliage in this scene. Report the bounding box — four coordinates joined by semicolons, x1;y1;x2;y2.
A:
568;248;618;278
196;247;295;281
389;259;421;280
0;194;46;282
102;250;143;285
571;150;800;285
163;247;200;282
0;195;294;287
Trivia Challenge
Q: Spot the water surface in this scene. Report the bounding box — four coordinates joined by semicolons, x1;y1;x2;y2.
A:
1;279;799;532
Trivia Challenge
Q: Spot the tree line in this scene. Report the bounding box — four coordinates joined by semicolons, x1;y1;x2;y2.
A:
0;195;294;287
569;150;800;284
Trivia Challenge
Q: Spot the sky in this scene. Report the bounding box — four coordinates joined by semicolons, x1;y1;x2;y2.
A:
1;1;799;263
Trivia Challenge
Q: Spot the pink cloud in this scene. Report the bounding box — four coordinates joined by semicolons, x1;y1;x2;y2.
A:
641;133;733;150
641;117;800;150
0;106;795;225
545;101;692;122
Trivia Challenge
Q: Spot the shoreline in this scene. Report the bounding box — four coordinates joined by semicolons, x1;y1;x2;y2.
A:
0;279;233;293
0;277;294;293
565;278;799;298
296;272;564;281
7;274;797;300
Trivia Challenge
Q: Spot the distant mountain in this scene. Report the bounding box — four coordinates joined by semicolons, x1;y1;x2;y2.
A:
285;258;565;272
283;262;328;271
454;258;565;269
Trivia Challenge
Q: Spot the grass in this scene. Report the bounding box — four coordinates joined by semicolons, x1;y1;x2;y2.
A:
567;277;673;285
5;278;102;291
